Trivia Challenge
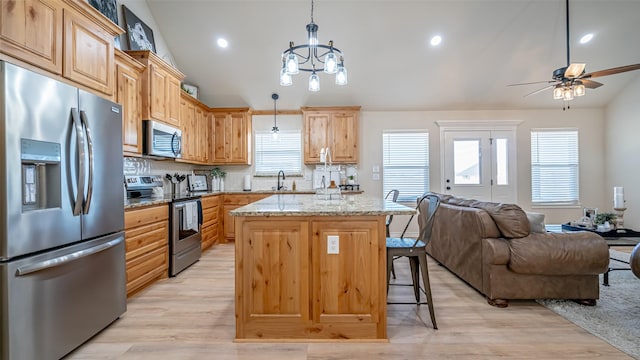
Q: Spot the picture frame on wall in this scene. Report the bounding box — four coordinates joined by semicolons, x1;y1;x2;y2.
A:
181;83;199;99
87;0;120;49
122;5;157;53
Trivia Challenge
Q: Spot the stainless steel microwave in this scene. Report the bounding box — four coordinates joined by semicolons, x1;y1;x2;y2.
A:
143;120;182;158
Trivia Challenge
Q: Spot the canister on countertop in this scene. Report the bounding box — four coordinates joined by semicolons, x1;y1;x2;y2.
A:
243;174;252;191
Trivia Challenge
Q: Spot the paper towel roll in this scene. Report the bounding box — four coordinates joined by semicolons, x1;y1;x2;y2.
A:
243;174;251;191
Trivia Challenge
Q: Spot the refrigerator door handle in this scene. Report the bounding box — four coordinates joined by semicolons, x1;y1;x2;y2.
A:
72;108;85;216
80;110;94;214
15;237;123;276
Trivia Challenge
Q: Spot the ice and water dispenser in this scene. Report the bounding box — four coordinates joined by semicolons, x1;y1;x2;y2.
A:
21;138;61;211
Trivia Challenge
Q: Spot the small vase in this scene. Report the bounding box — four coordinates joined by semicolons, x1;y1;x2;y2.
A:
219;178;224;191
211;177;220;191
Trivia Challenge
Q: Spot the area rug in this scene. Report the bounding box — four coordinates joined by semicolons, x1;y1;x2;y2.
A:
537;250;640;359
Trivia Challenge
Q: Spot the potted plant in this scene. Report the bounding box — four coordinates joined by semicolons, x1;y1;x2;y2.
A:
210;167;226;191
594;212;617;230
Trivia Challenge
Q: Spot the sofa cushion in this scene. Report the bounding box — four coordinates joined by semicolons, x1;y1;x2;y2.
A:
525;211;546;233
472;202;530;238
508;232;609;275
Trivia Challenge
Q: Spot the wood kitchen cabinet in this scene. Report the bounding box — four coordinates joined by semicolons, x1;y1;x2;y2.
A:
302;106;360;164
179;92;210;164
62;1;120;95
124;204;169;297
0;0;63;74
201;195;221;250
126;50;185;128
1;0;122;95
222;193;269;242
234;214;385;340
211;108;252;165
115;49;144;156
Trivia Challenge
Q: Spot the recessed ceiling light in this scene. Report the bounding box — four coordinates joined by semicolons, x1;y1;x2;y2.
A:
579;33;593;44
217;38;228;48
430;35;442;46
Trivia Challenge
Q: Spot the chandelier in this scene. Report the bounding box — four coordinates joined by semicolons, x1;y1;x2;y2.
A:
279;0;348;91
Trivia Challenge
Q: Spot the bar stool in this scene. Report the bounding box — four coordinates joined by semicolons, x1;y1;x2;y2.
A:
386;193;439;329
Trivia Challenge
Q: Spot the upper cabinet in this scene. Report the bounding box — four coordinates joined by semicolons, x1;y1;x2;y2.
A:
126;50;185;128
115;49;144;156
1;0;122;96
179;92;210;164
1;0;63;74
302;106;360;164
211;108;252;165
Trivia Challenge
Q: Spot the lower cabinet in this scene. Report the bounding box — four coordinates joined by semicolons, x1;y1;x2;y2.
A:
201;195;220;250
235;215;385;340
124;204;169;297
222;194;270;242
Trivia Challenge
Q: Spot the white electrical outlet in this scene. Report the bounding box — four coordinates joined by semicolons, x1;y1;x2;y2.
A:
327;235;339;254
373;165;380;173
372;173;380;181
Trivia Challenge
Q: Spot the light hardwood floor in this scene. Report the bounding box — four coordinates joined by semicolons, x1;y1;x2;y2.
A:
67;243;632;360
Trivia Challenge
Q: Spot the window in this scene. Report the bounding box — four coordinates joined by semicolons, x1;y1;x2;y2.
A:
382;131;429;202
530;129;579;204
254;131;302;176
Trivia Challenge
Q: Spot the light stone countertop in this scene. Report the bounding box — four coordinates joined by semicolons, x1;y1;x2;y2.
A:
230;194;415;217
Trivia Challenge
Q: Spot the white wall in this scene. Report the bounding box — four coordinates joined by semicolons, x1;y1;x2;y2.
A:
360;109;607;236
605;74;640;229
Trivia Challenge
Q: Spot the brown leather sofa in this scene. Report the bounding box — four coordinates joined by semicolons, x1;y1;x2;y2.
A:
426;193;610;307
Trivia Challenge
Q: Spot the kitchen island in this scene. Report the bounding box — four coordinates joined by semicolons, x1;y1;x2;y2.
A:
231;194;415;341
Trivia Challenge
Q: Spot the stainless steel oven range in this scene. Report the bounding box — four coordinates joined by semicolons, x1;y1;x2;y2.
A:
124;175;202;277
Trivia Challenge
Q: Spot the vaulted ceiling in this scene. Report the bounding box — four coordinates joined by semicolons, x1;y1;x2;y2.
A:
146;0;640;111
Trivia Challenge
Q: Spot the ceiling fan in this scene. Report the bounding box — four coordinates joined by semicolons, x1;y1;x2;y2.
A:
508;0;640;108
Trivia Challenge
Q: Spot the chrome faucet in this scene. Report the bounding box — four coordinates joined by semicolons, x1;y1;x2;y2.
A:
277;170;286;191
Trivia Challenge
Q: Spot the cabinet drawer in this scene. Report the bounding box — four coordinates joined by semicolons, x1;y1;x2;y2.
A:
126;245;167;295
203;206;219;224
125;222;167;261
201;195;220;208
125;205;168;228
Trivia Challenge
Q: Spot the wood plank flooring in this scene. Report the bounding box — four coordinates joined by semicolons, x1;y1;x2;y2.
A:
67;243;632;359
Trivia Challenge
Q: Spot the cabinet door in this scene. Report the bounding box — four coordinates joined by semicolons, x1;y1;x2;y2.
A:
223;204;240;240
63;8;114;95
311;220;381;325
195;106;207;162
212;113;231;163
148;63;168;122
330;111;359;163
229;112;249;164
167;76;181;127
303;113;331;164
180;98;195;160
1;0;62;74
116;57;143;155
236;219;310;336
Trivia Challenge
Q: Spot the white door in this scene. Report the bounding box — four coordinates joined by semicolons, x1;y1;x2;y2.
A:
443;130;516;203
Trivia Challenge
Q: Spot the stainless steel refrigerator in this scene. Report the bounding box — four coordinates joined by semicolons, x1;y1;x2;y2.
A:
0;61;126;360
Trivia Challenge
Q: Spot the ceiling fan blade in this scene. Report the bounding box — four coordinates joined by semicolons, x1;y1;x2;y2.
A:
581;79;603;89
565;63;585;78
582;64;640;79
507;80;556;87
523;84;555;97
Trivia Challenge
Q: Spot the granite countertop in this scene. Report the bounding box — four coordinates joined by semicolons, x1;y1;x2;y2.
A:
124;189;364;209
230;194;415;217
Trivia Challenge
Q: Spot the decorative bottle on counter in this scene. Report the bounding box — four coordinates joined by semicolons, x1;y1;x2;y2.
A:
219;178;224;191
292;180;297;191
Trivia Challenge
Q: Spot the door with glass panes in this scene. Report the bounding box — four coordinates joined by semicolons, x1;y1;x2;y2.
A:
443;130;516;203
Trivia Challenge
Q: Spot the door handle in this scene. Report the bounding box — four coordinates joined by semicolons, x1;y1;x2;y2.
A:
71;108;85;216
16;237;122;276
80;110;94;214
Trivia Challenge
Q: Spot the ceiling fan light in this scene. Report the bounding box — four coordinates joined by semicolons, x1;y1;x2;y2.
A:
573;83;586;97
565;63;586;78
563;87;574;101
309;72;320;91
553;86;564;100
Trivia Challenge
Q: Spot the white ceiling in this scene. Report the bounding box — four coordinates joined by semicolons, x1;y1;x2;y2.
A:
146;0;640;111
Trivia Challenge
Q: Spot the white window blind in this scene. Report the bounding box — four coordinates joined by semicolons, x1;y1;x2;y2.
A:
383;131;429;202
254;131;302;176
530;129;579;204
